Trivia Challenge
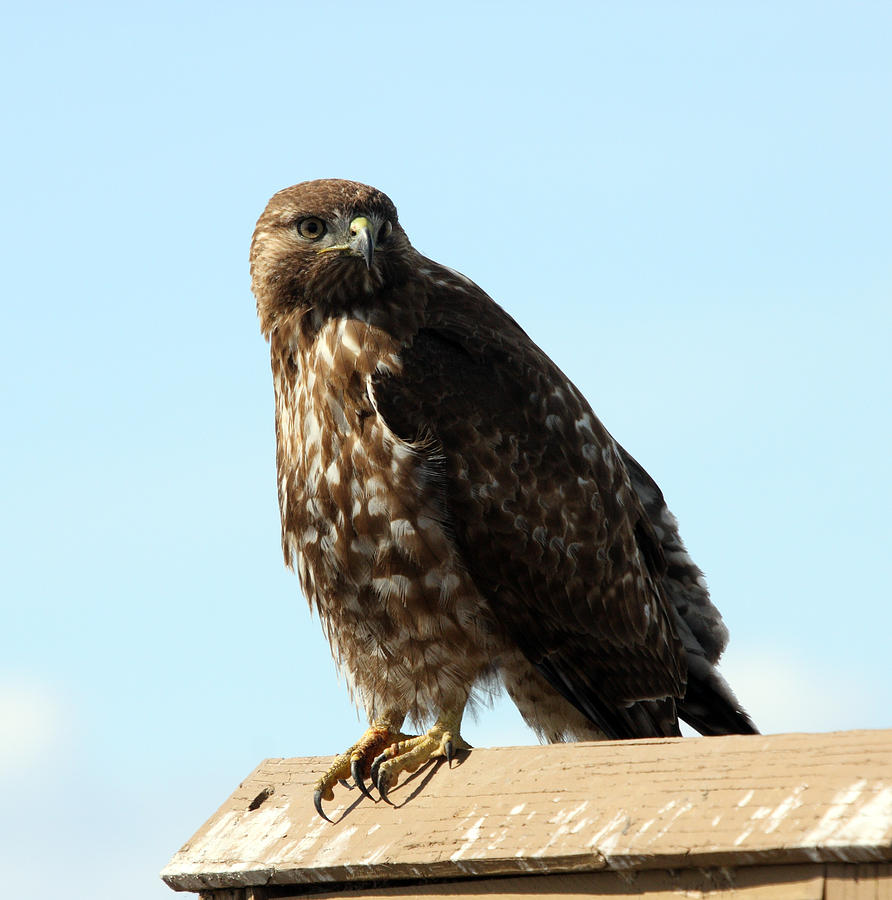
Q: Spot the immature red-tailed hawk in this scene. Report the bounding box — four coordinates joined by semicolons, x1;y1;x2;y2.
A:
251;179;756;818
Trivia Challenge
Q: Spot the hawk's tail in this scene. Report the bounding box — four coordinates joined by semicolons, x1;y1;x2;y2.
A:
678;653;759;735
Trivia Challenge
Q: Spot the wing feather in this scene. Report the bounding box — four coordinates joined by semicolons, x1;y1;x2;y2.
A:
371;270;687;738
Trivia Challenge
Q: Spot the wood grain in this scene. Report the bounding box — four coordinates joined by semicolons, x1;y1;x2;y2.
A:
163;730;892;894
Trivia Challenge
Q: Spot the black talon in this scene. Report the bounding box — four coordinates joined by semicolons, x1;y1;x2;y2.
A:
377;769;393;804
351;756;375;801
370;750;389;790
313;789;332;822
444;739;454;766
339;778;353;790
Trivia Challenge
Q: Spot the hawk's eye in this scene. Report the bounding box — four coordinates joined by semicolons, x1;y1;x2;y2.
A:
297;217;326;240
378;220;393;243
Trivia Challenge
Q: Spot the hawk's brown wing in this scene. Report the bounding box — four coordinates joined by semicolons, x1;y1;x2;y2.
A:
371;273;687;739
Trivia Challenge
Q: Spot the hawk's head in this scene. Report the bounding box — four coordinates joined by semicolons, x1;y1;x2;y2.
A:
251;179;414;336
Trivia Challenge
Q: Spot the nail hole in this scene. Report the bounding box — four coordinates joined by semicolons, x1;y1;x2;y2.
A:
248;786;274;810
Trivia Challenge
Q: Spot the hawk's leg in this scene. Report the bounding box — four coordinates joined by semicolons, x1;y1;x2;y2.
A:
370;706;472;802
313;708;411;820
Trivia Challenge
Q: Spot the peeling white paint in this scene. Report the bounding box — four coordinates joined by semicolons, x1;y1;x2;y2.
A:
764;786;806;834
737;789;755;808
450;816;486;861
535;823;570;857
200;809;239;849
454;804;479;831
808;782;892;846
806;779;867;845
311;825;358;867
486;826;510;850
549;800;589;826
636;817;656;835
834;786;892;844
360;842;392;865
509;803;526;815
587;811;629;855
453;859;488;876
652;801;693;841
194;803;295;863
734;807;771;848
734;786;807;847
293;817;330;858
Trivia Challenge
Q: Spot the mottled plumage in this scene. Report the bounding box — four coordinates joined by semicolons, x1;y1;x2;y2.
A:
250;179;756;808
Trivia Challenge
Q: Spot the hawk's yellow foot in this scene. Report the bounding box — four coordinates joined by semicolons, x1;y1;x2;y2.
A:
313;711;410;820
370;708;471;802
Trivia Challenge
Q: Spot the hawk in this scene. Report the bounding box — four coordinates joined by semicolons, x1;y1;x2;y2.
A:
250;179;757;818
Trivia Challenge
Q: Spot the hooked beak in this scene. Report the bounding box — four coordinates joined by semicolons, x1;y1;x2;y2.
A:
347;216;375;269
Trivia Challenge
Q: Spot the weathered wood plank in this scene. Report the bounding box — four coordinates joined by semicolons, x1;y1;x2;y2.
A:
824;862;892;899
162;730;892;893
272;864;828;899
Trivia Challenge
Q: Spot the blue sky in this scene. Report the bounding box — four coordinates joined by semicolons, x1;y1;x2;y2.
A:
2;2;890;897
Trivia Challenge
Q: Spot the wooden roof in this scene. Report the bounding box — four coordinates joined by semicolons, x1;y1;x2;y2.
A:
162;729;892;897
